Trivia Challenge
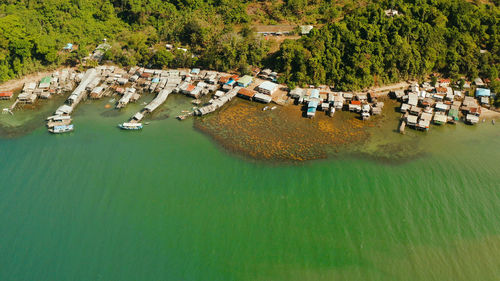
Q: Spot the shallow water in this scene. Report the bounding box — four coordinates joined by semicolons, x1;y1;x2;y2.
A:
1;97;499;281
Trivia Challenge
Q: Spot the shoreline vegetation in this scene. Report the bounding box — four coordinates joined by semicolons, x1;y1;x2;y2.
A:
0;0;498;162
0;1;498;91
0;63;498;163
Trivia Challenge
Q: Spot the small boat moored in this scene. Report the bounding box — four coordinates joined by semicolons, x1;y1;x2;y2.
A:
118;122;143;130
49;124;74;134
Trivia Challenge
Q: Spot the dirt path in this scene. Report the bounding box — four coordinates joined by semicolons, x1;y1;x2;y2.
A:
480;107;500;119
367;82;410;97
0;67;72;92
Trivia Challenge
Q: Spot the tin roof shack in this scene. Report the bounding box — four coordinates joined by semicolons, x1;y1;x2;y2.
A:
117;88;137;109
400;103;411;113
333;95;345;109
473;78;485;87
321;102;330;111
67;68;98;107
23;82;37;93
466;114;480;124
390;90;405;100
435;102;449;112
259;69;272;79
144;88;172;113
254;93;272;104
256;81;278;95
237;88;256;100
195;87;241;116
17;92;37;104
204;72;219;85
90;86;105;99
289;88;306;100
38;76;52;89
237;75;253;88
409;105;422;116
417;112;432;131
461;96;481;116
309;89;320;100
476;88;491;106
307;100;319;118
480;96;490;107
343;92;354;101
349;100;362;112
356;93;368;102
55;104;73;115
407;93;419;106
433;112;448;125
406;115;418;127
448;108;459;123
0;91;13;100
300;25;314;35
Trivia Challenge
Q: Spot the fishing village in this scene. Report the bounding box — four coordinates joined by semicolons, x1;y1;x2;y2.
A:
0;60;498;135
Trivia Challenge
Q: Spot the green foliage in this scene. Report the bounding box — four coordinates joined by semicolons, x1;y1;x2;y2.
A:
276;0;500;90
0;0;498;91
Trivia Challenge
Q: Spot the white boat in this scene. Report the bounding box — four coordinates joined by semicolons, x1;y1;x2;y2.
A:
49;124;74;134
329;107;336;117
271;106;277;110
118;122;143;130
263;106;269;111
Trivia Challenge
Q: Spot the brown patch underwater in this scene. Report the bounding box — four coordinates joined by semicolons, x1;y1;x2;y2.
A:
194;99;381;162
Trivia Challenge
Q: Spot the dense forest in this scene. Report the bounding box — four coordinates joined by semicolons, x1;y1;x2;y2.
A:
277;0;500;91
0;0;499;97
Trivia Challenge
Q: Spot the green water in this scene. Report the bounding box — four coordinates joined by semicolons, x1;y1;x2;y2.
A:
1;98;500;281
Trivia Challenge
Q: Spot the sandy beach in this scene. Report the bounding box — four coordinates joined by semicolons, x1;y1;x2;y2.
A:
0;67;72;92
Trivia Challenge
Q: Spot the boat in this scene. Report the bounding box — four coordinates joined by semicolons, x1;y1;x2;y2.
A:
177;115;186;120
118;122;143;130
145;122;150;125
263;106;269;111
271;106;277;110
49;124;74;134
361;112;370;120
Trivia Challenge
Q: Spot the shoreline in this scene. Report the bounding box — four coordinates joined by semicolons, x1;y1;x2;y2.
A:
1;65;499;163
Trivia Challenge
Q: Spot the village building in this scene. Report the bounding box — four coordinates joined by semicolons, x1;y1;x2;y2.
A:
237;75;253;87
256;81;278;95
307;100;319;117
0;91;13;100
253;93;272;103
38;76;52;89
384;9;399;17
237;88;256;100
474;77;485;86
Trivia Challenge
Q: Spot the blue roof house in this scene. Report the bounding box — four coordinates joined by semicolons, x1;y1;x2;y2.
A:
310;89;320;99
476;88;491;97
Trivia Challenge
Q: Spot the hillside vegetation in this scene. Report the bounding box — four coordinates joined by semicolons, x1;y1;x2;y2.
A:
0;0;498;92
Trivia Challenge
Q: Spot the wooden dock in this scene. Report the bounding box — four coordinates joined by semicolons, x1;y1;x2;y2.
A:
399;120;406;134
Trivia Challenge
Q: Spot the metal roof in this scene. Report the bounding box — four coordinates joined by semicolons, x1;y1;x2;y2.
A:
475;88;491;97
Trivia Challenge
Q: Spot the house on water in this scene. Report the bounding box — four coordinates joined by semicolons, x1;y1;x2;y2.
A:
0;91;13;100
307;100;319;118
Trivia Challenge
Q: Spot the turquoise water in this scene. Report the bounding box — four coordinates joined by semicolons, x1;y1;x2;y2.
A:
1;98;500;281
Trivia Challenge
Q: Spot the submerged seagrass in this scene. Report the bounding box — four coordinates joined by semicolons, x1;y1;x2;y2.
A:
1;97;500;281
